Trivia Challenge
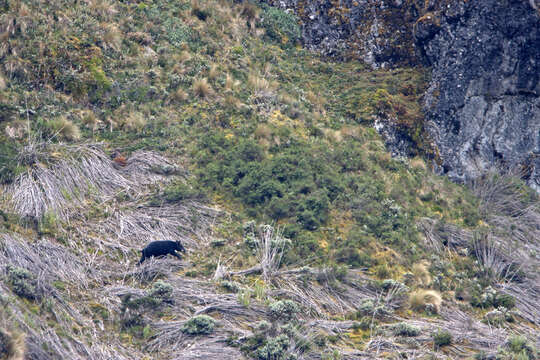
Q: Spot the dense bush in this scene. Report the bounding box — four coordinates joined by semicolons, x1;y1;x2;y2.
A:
504;335;538;359
269;300;300;322
260;5;301;47
433;329;452;348
256;334;291;360
195;135;339;231
148;280;173;301
7;266;38;300
181;315;216;335
0;140;23;184
391;322;420;337
470;287;516;309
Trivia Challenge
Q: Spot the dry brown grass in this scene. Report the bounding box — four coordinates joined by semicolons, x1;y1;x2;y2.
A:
409;289;441;314
123;111;147;131
279;92;295;106
101;23;122;50
254;124;272;140
0;72;6;90
78;109;100;131
411;261;432;287
178;50;191;63
208;64;219;81
172;88;189;102
410;157;427;170
192;78;213;98
48;116;81;141
224;94;241;108
0;328;25;360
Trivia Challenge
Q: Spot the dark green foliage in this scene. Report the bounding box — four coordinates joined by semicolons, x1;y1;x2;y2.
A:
470;287;516;309
120;281;174;324
269;300;299;322
256;334;290;360
0;140;23;184
260;5;301;47
506;335;537;359
391;322;420;337
181;315;216;335
195;134;340;231
148;280;173;301
7;265;38;300
433;329;452;348
153;180;203;204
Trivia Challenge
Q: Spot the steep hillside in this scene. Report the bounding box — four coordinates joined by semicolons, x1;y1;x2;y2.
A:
266;0;540;191
0;1;539;359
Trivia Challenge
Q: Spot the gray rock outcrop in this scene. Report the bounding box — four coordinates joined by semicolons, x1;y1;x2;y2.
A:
265;0;540;191
416;0;540;191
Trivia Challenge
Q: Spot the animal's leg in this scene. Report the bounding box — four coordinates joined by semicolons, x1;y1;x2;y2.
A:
138;252;146;265
171;251;182;260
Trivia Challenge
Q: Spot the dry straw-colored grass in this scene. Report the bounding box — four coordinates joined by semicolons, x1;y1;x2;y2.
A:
172;88;189;102
0;328;25;360
47;116;81;141
411;261;432;287
409;289;442;314
3;143;132;219
192;77;213;98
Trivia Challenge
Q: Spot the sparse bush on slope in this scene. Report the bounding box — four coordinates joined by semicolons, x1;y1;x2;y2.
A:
181;315;216;335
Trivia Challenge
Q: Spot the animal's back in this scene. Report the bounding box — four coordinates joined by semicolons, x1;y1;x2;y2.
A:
145;240;175;253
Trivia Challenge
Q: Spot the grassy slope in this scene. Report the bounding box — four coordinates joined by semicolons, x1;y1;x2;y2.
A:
0;0;539;359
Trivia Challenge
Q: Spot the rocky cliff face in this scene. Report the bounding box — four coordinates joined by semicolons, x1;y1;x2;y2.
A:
263;0;421;68
416;0;540;191
266;0;540;191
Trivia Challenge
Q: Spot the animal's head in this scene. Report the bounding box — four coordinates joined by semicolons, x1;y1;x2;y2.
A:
175;241;186;252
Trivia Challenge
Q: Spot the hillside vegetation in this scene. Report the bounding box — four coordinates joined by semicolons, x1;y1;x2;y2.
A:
0;0;539;359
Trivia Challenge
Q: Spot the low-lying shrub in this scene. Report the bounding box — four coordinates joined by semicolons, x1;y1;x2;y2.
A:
433;329;452;349
7;265;38;300
181;315;216;335
391;322;420;337
269;300;299;322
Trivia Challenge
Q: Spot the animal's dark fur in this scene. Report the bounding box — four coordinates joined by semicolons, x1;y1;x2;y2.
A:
138;240;186;264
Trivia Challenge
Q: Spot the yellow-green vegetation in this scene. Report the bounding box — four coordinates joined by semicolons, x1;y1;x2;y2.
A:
0;0;539;359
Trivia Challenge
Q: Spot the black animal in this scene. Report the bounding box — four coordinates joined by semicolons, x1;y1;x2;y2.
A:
139;240;186;264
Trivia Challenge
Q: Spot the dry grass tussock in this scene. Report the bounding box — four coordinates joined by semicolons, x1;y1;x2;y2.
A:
215;225;394;318
0;327;25;360
2;143;183;219
411;261;431;287
192;77;214;98
409;289;441;314
0;234;137;359
2;142;132;218
404;307;511;358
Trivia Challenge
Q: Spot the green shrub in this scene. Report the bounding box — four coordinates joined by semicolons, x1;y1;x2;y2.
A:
158;181;203;203
256;334;290;360
433;329;452;349
220;280;241;293
269;300;299;322
7;265;38;300
38;211;59;236
0;140;23;184
148;280;173;301
470;287;515;309
391;322;420;337
260;5;301;47
506;335;537;359
181;315;216;335
494;293;516;309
